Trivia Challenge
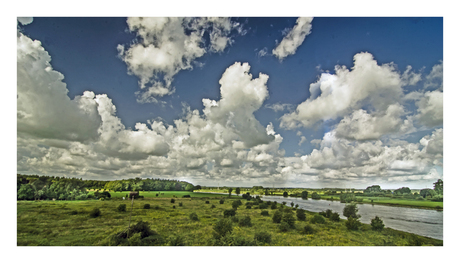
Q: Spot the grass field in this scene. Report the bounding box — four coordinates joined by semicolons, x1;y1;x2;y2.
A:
106;190;229;199
17;193;443;246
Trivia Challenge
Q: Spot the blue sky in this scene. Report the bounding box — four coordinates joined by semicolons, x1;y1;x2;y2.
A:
16;16;444;189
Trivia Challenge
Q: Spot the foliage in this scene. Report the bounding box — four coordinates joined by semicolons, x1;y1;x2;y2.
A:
394;187;411;195
296;208;306;221
219;199;225;204
239;216;252;227
281;212;296;228
420;188;437;198
272;210;282;223
433;179;443;194
301;191;308;199
228;188;233;196
300;224;315;235
89;208;101;218
223;209;236;218
189;212;199;221
343;203;360;219
311;192;321;200
170;198;175;204
371;216;385;231
205;200;210;204
283;191;288;197
330;212;341;222
310;214;325;224
345;217;361;230
364;185;382;194
143;204;150;209
260;210;269;216
254;231;272;244
340;193;356;203
212;218;233;239
258;203;268;209
117;204;126;212
179;202;183;207
278;221;290;232
235;187;241;196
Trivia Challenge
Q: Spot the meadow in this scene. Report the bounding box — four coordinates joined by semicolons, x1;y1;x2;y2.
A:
17;192;442;246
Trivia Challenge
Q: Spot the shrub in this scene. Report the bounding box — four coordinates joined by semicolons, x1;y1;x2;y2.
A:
278;221;290;232
117;204;127;212
290;202;294;207
213;218;233;239
239;216;252;227
310;214;325;224
311;192;321;200
205;200;210;204
296;209;306;221
223;209;236;218
300;224;315;235
345;217;361;230
170;198;175;204
182;195;190;198
167;235;185;246
245;205;252;209
179;202;183;207
69;210;78;215
260;210;269;216
281;212;296;228
283;191;288;197
272;210;282;223
330;212;341;222
189;212;199;221
258;203;268;209
143;204;150;209
172;205;176;209
107;220;164;246
343;203;360;219
219;199;225;204
231;216;239;223
270;203;277;209
211;204;216;209
156;194;159;197
371;216;385;231
153;205;161;210
89;208;101;218
254;231;272;244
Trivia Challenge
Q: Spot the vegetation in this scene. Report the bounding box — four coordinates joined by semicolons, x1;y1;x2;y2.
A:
371;216;385;231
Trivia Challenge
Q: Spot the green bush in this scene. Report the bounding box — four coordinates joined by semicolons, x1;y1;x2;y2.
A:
296;209;306;221
270;203;277;209
343;203;360;219
205;200;210;204
330;212;341;222
310;214;325;224
223;209;236;218
345;217;361;230
69;210;78;215
143;204;150;209
258;203;269;209
239;216;252;227
272;210;282;223
254;231;272;244
167;234;185;246
278;221;290;232
189;212;199;221
170;198;175;204
219;199;225;204
89;208;101;218
281;212;296;228
213;218;233;239
179;202;183;207
211;204;216;209
117;204;127;212
260;210;269;216
300;224;315;234
371;216;385;231
182;195;190;198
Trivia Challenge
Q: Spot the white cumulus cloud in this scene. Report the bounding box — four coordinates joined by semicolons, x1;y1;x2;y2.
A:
272;17;313;60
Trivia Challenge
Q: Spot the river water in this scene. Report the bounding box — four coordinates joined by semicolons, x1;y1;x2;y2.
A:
260;195;443;240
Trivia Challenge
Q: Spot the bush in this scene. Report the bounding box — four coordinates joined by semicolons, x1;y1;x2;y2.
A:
213;218;233;239
260;210;269;216
219;199;225;204
345;217;361;230
167;235;185;246
254;231;272;244
69;210;78;215
370;216;385;231
330;212;341;222
189;212;199;221
272;210;282;223
143;204;150;209
278;221;290;232
223;209;236;218
258;203;269;209
245;204;252;209
179;202;183;207
343;203;360;219
231;216;239;223
211;204;216;209
172;205;176;209
311;192;321;200
310;214;325;224
281;212;296;228
170;198;175;204
89;208;101;218
296;208;306;221
182;195;190;198
107;220;164;246
117;204;127;212
300;224;315;235
239;216;252;227
205;200;210;204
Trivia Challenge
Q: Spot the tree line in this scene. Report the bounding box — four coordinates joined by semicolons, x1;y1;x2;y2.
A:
17;174;196;201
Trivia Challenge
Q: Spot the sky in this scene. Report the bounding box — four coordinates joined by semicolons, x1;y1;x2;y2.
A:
16;16;444;189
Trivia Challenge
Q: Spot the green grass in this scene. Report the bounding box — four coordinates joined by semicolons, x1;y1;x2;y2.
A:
17;194;443;246
104;190;229;199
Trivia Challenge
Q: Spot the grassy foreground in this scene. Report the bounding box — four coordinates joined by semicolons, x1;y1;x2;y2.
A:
17;194;442;246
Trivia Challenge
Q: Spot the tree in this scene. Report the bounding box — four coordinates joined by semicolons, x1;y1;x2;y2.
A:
394;187;411;195
420;188;437;198
283;191;288;197
363;185;382;194
213;219;233;239
301;191;308;199
228;188;233;196
185;184;194;192
235;187;241;196
343;203;360;219
433;179;443;194
371;216;385;231
311;192;321;200
18;184;35;200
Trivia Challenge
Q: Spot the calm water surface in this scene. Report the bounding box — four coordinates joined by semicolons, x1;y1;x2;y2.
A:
261;196;443;240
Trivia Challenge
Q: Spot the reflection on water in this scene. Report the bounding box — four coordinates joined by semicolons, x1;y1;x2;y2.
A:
261;195;443;240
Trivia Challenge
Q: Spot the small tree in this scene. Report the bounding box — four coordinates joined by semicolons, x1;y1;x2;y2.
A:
235;187;241;196
213;218;233;239
310;214;325;224
283;191;288;197
228;188;233;196
239;216;252;227
281;212;296;228
170;198;175;204
343;203;360;219
219;199;225;204
371;216;385;231
223;209;236;218
189;212;199;221
272;210;282;223
254;231;272;244
296;208;306;221
117;204;127;212
345;217;361;230
311;192;321;200
330;212;341;222
301;191;308;199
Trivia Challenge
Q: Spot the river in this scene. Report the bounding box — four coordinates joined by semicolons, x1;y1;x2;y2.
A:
260;195;443;240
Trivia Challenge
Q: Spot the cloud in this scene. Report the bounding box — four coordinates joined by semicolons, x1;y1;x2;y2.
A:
265;103;293;112
272;17;313;60
416;90;443;127
118;17;243;103
424;61;443;90
334;104;414;140
17;17;33;25
257;47;268;57
280;52;404;129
